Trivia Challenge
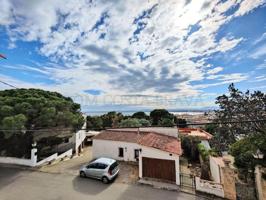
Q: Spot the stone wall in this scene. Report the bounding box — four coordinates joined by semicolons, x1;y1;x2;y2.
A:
235;181;257;200
221;166;236;200
195;177;224;198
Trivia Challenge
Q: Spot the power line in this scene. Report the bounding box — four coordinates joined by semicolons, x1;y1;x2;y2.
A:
0;80;17;89
0;119;265;132
183;119;266;126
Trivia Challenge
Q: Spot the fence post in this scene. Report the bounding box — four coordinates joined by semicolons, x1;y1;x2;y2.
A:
31;142;37;167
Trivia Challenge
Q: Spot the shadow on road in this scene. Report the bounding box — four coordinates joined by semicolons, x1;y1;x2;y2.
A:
72;176;110;195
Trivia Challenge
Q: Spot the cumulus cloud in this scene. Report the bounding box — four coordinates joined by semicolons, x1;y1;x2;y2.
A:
0;0;265;109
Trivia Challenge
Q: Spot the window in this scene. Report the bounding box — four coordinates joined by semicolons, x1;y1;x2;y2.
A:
87;163;97;169
118;147;124;157
134;149;139;159
97;163;108;169
109;162;118;171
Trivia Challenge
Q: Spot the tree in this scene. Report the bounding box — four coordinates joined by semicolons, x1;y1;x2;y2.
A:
0;89;84;130
204;123;218;135
0;105;13;118
0;88;84;158
197;143;217;180
214;84;266;151
1;114;27;138
138;119;151;127
119;118;141;128
86;116;103;130
37;107;57;127
158;118;175;127
101;112;123;128
150;109;174;125
181;136;200;161
230;135;265;172
132;111;149;120
176;118;187;128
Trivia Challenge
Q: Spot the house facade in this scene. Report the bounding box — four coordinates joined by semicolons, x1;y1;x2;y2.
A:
92;128;182;185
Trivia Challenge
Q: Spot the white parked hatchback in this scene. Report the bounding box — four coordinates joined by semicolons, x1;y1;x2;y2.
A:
79;157;119;183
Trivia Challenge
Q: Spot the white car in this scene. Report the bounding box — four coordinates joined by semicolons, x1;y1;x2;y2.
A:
79;157;119;184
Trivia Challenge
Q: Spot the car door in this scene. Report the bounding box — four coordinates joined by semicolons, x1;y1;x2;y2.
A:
84;163;98;178
93;163;108;178
86;163;104;178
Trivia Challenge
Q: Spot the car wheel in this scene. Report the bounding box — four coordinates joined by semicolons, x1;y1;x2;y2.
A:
80;171;86;178
102;176;109;184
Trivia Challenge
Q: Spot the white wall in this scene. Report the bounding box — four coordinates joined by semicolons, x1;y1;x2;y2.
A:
0;157;34;166
0;148;37;167
92;139;140;161
72;130;86;153
139;146;180;185
35;149;73;166
0;147;73;167
195;177;224;198
210;157;222;183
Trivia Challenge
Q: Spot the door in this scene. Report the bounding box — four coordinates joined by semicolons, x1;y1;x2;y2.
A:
85;163;103;178
142;157;176;182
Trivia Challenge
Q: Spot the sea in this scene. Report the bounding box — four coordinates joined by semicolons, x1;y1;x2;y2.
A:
85;110;209;116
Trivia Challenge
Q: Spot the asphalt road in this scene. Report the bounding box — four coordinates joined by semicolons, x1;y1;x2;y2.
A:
0;166;204;200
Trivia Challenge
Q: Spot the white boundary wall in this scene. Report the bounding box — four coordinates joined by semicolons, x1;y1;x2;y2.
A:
195;177;224;198
0;156;34;166
210;156;222;183
0;148;73;167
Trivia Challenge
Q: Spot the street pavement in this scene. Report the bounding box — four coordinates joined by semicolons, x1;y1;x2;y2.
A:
0;166;205;200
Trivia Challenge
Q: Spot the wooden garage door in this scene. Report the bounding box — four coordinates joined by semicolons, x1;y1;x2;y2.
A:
142;157;176;182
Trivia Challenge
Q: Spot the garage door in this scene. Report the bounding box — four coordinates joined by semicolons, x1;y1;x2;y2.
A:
142;157;176;182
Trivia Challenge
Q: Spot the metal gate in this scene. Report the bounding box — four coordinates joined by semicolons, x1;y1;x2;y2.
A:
180;173;195;189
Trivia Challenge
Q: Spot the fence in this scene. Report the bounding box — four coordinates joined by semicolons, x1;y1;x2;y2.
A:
0;128;87;167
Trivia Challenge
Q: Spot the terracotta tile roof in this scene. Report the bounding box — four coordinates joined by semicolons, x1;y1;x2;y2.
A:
93;130;139;143
138;132;182;155
93;130;182;155
178;128;212;140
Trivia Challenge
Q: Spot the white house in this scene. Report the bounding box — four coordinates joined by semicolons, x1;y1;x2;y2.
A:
92;128;182;185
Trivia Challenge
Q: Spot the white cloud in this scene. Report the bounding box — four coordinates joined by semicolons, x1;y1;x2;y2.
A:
0;0;264;109
199;73;248;88
234;0;265;17
252;75;266;82
250;44;266;59
207;67;223;75
253;32;266;45
0;0;13;25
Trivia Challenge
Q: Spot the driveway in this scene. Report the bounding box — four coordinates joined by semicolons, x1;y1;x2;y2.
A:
0;166;205;200
39;146;139;184
39;146;92;176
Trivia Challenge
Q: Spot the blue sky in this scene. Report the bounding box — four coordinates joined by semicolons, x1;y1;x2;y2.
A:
0;0;266;113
